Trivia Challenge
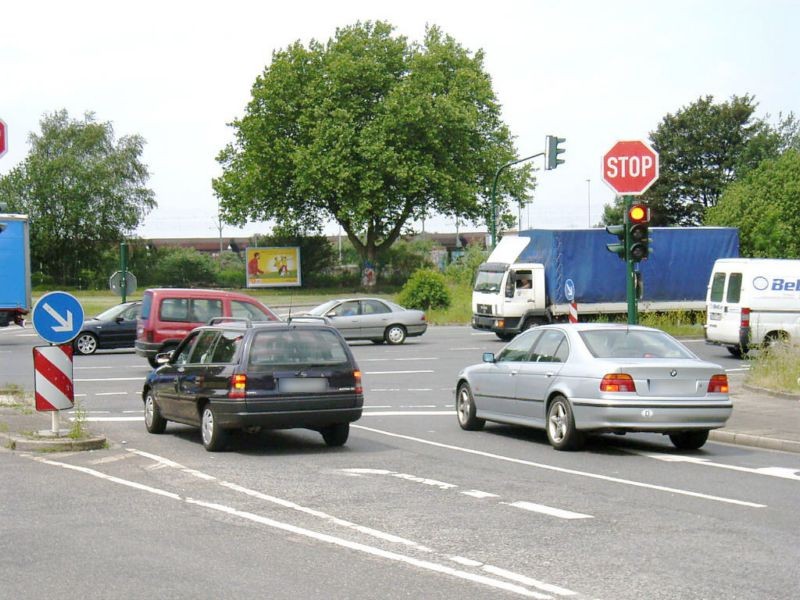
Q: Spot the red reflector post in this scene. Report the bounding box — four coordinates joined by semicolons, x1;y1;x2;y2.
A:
707;374;729;394
740;307;751;328
600;373;636;393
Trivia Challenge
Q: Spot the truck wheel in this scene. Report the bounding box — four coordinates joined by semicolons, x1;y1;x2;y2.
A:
763;332;788;351
74;332;98;355
495;332;514;341
669;430;709;450
727;345;746;358
546;396;584;451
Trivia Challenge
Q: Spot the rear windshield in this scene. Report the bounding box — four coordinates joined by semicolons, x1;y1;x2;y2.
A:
726;273;742;303
249;329;349;367
709;273;726;302
579;329;694;359
140;292;153;320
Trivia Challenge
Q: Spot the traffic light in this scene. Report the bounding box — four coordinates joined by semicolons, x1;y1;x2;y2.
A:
628;204;650;262
545;135;566;170
605;223;627;260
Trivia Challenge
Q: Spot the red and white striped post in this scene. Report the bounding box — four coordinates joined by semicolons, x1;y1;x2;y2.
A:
33;345;75;434
568;301;578;324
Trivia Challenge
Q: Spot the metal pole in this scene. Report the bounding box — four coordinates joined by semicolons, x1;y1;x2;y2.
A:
490;152;544;249
120;241;128;304
624;196;638;324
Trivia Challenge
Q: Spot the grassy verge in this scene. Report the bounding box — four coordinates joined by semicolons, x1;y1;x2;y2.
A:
746;345;800;394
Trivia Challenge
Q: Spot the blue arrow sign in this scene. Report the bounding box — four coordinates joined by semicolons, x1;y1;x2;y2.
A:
32;291;84;344
564;279;575;302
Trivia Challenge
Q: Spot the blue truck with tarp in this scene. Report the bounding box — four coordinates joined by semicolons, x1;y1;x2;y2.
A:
471;227;739;340
0;214;32;327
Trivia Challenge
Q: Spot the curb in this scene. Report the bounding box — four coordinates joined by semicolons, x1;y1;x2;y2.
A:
1;431;107;452
741;383;800;401
710;429;800;454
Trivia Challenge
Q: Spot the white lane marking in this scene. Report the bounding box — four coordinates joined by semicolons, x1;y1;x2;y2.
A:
75;377;142;382
96;392;128;396
449;347;483;350
391;473;457;490
29;456;551;598
483;565;577;597
407;388;433;392
504;501;592;520
353;425;766;508
369;389;401;392
365;370;435;375
725;367;750;372
89;453;136;465
461;490;500;499
400;404;437;407
83;417;142;422
362;411;452;417
450;555;484;567
625;450;800;481
360;357;440;362
341;468;393;475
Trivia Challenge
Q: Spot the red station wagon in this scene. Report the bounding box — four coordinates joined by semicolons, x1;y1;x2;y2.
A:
135;288;279;367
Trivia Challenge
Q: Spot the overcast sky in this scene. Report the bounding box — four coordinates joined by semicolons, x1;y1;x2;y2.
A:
2;0;797;240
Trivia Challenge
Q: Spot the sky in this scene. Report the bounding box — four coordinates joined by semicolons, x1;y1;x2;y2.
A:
1;0;798;241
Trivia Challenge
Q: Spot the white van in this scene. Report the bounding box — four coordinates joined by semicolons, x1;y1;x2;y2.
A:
705;258;800;357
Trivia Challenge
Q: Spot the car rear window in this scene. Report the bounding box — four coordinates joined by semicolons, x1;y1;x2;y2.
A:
231;300;278;322
140;292;153;320
249;329;349;366
159;298;223;323
579;330;694;359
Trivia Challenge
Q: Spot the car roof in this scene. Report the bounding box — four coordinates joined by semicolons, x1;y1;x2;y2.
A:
144;288;258;300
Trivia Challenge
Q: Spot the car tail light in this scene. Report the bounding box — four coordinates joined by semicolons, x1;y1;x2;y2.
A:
707;374;729;394
353;370;363;395
421;314;427;322
229;374;247;399
600;374;636;392
740;307;750;328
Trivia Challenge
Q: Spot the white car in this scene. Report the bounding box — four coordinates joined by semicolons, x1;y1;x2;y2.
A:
456;323;732;451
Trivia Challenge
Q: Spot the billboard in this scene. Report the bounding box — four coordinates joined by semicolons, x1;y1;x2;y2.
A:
245;246;302;288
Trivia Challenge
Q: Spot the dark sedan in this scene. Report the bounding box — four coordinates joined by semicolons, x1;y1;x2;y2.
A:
73;301;141;355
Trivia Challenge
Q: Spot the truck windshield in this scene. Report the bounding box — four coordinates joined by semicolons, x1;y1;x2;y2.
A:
474;270;505;293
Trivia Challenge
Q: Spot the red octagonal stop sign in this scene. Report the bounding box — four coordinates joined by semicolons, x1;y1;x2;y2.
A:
0;119;7;159
603;140;659;195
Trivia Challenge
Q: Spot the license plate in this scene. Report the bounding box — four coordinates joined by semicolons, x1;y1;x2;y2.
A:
709;313;722;321
279;378;327;393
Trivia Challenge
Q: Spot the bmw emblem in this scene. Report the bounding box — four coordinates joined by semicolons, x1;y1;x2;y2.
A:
670;369;678;377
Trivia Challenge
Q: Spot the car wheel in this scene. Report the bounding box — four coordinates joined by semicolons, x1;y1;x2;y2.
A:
456;382;485;431
144;389;167;434
321;423;349;447
201;405;228;451
74;332;98;355
384;325;406;345
546;395;584;451
669;430;709;450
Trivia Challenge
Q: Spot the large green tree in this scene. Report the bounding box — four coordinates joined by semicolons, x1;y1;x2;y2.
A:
601;95;793;226
706;150;800;257
0;110;155;284
213;21;531;266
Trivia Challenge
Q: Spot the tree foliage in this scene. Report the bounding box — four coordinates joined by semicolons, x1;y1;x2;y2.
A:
600;96;795;227
214;21;531;267
705;150;800;258
0;110;155;284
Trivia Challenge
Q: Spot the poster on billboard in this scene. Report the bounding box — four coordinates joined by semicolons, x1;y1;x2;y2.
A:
245;246;302;288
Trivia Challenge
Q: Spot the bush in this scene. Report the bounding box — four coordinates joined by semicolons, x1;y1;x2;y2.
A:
397;269;451;310
155;247;218;287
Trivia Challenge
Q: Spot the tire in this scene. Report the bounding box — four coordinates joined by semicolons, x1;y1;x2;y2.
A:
546;395;584;451
321;422;350;447
669;430;709;450
371;339;385;345
456;382;485;431
143;389;167;434
384;324;407;345
201;405;228;451
74;332;98;355
763;332;788;351
726;346;745;358
495;332;514;341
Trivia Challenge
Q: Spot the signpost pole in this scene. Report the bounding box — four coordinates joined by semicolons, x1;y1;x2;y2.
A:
624;196;638;324
120;242;128;303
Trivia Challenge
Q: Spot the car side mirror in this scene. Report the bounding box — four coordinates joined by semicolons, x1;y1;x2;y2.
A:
155;351;172;366
482;352;495;363
115;316;124;323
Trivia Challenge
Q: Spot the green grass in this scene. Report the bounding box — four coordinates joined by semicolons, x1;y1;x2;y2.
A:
746;344;800;394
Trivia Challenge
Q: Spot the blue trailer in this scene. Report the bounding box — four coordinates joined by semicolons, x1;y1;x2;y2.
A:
0;214;32;327
472;227;739;339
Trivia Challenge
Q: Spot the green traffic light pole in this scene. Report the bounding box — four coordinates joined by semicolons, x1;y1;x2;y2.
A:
490;152;543;249
623;196;638;325
120;241;128;303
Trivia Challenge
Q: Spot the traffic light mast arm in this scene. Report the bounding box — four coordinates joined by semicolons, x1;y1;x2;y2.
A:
490;151;543;249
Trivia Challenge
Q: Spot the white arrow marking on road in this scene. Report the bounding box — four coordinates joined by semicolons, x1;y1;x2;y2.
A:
43;303;73;332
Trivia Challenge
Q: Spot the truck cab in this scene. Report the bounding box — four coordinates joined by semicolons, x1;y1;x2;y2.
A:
472;262;548;340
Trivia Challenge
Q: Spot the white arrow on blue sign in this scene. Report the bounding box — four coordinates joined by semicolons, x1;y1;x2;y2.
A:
564;279;575;302
32;291;84;344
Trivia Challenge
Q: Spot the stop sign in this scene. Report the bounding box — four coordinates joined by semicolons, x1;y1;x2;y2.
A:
0;119;7;159
602;140;659;195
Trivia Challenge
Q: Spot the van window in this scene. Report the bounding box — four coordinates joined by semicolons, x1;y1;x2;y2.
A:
190;299;223;323
231;300;277;322
726;273;742;303
710;273;726;302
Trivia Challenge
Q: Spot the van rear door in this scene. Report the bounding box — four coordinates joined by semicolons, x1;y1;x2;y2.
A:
706;269;744;346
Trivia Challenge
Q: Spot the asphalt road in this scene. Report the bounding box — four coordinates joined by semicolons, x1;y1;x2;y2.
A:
1;325;799;599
